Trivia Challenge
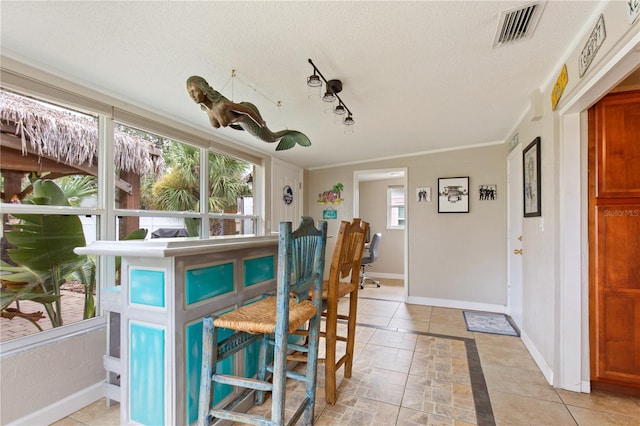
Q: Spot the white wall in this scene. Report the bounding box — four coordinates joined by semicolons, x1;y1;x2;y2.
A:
308;143;507;310
1;328;105;425
508;1;640;389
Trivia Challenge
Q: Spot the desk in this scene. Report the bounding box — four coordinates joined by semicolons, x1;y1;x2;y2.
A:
76;235;278;425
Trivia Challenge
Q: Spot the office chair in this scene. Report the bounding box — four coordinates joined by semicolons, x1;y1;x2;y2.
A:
360;232;381;289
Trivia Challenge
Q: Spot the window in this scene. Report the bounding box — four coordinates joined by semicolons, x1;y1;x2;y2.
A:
113;125;256;240
0;88;260;347
387;186;405;229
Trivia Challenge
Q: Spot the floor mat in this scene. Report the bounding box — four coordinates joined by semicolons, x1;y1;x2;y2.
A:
463;311;520;336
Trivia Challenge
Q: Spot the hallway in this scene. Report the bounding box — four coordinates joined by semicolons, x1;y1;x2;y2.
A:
53;280;640;425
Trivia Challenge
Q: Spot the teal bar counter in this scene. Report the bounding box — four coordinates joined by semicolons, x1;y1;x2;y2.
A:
75;235;279;425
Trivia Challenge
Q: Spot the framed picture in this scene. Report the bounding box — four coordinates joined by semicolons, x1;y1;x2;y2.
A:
438;177;469;213
479;184;497;200
523;137;541;217
322;209;337;219
416;187;431;202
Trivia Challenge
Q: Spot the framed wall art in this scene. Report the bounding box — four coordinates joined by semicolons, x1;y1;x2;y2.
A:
479;184;497;200
523;137;541;217
417;187;431;202
438;177;469;213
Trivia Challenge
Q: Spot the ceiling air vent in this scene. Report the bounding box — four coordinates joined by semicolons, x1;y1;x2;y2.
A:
493;1;546;47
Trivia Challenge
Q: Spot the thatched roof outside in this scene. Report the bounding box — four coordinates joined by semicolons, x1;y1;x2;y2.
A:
0;89;164;178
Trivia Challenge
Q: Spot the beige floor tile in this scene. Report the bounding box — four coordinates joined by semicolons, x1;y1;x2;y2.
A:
567;404;640;425
393;303;433;321
369;328;418;351
473;332;525;350
355;342;414;374
396;406;434;425
474;334;539;371
389;317;431;333
430;307;467;327
358;299;402;317
54;290;640;426
490;390;577;425
402;376;440;413
316;394;400;425
339;365;408;405
408;349;437;379
354;325;376;343
428;322;474;339
50;418;87;426
396;406;475;426
409;349;471;386
483;363;562;402
356;313;393;327
53;399;120;426
414;335;466;357
477;346;539;371
556;389;640;418
359;285;404;302
337;298;353;316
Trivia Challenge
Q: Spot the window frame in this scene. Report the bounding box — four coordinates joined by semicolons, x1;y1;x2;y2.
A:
0;78;265;353
387;185;405;230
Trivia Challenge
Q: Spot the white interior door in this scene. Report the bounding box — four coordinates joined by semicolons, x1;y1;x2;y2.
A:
507;147;523;329
271;158;303;230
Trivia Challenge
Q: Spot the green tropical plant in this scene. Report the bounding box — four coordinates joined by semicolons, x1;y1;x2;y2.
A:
1;178;148;330
55;175;98;207
332;182;344;200
146;142;251;235
1;179;88;328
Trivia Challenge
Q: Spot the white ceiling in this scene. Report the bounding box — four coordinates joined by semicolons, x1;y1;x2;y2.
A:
0;1;603;170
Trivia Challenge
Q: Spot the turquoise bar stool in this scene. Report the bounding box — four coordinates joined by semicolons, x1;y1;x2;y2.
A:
198;217;327;426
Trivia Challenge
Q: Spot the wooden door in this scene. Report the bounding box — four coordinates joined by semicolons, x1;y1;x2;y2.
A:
589;90;640;396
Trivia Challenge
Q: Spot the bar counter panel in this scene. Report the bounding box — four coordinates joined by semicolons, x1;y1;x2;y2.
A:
75;236;278;425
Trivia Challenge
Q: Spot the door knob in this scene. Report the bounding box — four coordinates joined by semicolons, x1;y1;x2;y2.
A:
518;235;523;241
514;249;523;255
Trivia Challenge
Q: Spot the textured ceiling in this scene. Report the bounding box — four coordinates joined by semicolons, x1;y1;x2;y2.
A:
0;1;602;169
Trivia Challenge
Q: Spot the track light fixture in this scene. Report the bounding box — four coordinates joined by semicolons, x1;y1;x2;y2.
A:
307;58;355;129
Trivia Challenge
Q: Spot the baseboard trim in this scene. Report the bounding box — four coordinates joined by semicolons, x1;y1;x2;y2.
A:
520;330;554;385
8;382;103;426
405;296;506;314
364;272;404;280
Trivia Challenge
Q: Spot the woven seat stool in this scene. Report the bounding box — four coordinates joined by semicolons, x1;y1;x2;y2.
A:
289;218;368;405
198;217;327;426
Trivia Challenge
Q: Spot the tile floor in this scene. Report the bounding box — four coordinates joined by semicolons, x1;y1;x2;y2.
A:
53;279;640;425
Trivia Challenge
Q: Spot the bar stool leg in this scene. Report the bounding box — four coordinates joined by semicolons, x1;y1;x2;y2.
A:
197;316;216;426
344;293;359;378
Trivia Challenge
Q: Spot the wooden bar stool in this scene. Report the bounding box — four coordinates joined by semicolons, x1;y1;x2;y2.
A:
290;218;368;405
321;218;368;404
198;217;327;426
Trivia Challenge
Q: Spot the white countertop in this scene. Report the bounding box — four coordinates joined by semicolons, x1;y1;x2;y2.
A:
74;234;279;258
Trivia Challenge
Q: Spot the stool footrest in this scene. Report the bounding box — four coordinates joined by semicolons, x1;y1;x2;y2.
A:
212;374;273;392
208;408;274;426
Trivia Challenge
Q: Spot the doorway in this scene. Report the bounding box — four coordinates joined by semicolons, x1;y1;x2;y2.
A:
557;42;640;391
588;89;640;396
507;146;524;329
353;168;408;301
